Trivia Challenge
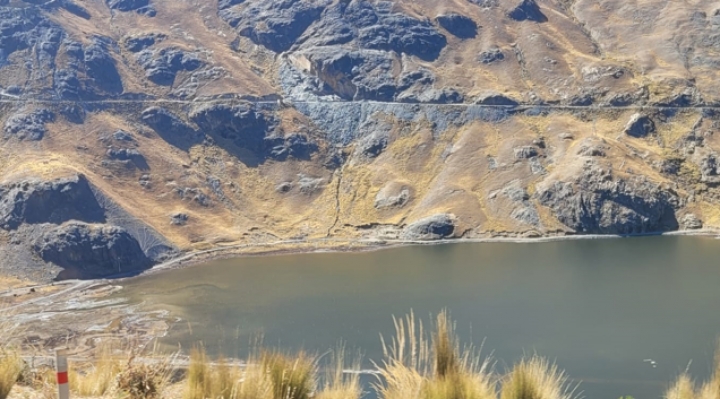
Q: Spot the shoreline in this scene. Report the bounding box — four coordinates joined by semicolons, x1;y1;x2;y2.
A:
117;228;720;281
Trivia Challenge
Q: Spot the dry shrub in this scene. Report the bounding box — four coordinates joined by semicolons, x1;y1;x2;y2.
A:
500;356;575;399
116;342;177;399
375;310;496;399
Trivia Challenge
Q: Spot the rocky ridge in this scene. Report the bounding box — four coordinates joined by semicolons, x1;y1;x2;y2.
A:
2;0;720;280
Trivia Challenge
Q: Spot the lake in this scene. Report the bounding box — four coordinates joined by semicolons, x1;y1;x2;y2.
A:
116;236;720;399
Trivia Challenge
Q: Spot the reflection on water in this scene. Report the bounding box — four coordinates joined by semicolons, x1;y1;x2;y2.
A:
117;236;720;399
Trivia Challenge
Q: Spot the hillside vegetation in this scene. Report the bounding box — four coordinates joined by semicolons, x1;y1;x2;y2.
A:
2;0;720;280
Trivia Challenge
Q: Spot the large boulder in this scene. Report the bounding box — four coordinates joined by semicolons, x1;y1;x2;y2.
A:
436;14;478;39
0;175;106;230
538;167;679;235
34;222;154;279
624;113;656;137
508;0;547;22
402;214;456;240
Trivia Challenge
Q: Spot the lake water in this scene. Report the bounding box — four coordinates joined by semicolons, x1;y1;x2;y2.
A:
117;236;720;399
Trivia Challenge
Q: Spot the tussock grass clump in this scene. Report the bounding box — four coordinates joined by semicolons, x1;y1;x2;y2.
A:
70;344;122;397
262;351;316;399
667;342;720;399
500;356;575;399
315;346;362;399
184;346;243;399
0;350;23;399
666;374;696;399
183;345;316;399
376;310;496;399
0;311;23;399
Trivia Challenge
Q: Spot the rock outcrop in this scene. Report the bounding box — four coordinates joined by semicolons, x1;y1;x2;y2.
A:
34;222;153;280
0;175;106;230
436;14;478;39
538;167;679;235
402;214;456;240
136;47;203;86
624;113;656;137
3;109;55;140
508;0;547;22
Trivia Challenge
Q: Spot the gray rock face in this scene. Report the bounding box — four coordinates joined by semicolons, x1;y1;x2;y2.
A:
141;107;200;150
34;222;153;280
0;8;62;68
222;0;328;53
106;0;155;16
190;104;277;154
222;0;447;61
514;146;539;159
137;47;203;86
624;113;656;137
478;47;504;64
538;167;679;235
3;109;55;140
508;0;547;22
475;93;519;106
402;214;456;240
83;40;124;95
0;175;106;230
124;33;165;52
436;13;478;39
375;187;410;209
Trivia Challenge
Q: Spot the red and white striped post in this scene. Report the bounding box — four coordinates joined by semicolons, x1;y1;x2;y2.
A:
55;350;70;399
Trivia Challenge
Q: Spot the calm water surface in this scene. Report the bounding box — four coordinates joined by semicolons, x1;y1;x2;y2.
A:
117;236;720;399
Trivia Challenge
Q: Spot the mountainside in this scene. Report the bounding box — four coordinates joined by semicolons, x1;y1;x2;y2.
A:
2;0;720;280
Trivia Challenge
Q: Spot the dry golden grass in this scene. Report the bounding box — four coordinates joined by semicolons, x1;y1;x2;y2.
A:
500;356;575;399
666;342;720;399
70;344;122;397
183;346;241;399
0;308;23;399
262;351;316;399
376;310;496;399
184;345;317;399
315;346;362;399
0;350;23;399
666;374;696;399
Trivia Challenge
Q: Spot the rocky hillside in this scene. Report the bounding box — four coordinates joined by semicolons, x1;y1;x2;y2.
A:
2;0;720;280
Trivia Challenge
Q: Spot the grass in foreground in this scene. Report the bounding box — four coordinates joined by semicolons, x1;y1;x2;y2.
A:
70;344;122;397
0;350;23;399
0;310;23;399
376;310;496;399
668;342;720;399
500;356;575;399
